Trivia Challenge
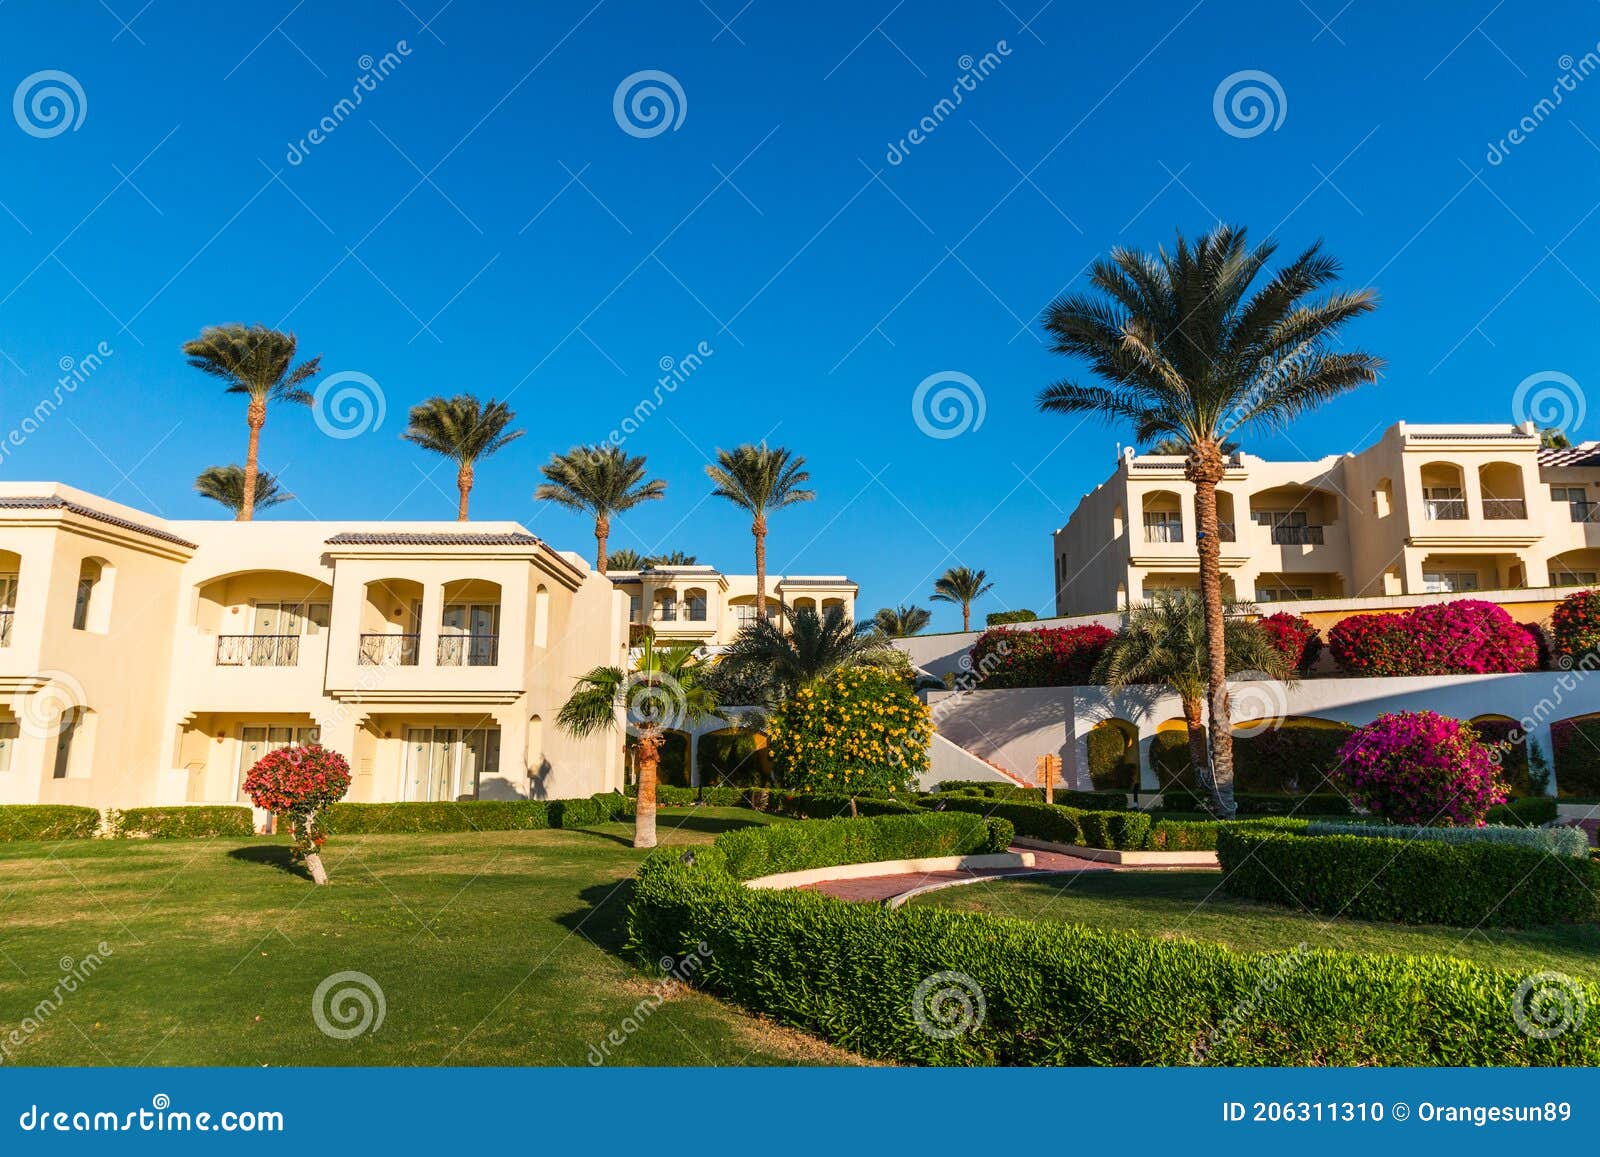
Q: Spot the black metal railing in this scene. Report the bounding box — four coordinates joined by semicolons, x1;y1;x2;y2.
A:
1569;501;1600;524
359;633;419;666
1270;524;1325;545
1424;497;1468;520
216;634;300;667
0;611;11;647
437;634;500;667
1483;498;1527;520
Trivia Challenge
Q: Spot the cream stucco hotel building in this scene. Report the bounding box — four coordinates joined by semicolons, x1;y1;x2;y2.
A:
0;483;854;811
1052;421;1600;615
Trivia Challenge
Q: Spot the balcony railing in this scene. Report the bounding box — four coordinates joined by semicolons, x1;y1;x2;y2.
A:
437;633;500;667
1269;524;1325;546
1424;498;1468;520
651;605;709;623
216;634;300;667
0;611;11;647
1569;501;1600;524
1143;522;1183;544
1483;498;1527;520
733;607;781;627
359;633;419;667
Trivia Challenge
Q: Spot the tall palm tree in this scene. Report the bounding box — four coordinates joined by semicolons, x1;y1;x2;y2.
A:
717;605;893;704
556;634;715;848
650;550;698;565
705;444;814;617
1148;436;1239;455
535;446;667;574
182;324;321;521
194;465;294;518
606;548;648;570
871;604;932;637
400;394;523;520
1093;594;1294;814
1037;225;1379;816
931;566;994;632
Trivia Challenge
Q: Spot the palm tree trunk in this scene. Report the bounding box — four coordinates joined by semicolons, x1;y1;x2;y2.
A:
634;728;659;849
595;513;610;575
753;513;768;617
1188;452;1235;818
456;461;473;521
241;398;266;522
1182;696;1210;802
962;602;971;632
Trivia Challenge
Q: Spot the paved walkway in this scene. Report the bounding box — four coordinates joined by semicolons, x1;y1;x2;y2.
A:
799;848;1110;904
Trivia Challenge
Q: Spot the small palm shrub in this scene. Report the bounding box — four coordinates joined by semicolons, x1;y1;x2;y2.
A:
767;668;932;794
970;624;1115;688
1334;711;1507;826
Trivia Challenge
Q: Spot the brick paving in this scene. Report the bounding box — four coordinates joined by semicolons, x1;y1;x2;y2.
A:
798;847;1111;904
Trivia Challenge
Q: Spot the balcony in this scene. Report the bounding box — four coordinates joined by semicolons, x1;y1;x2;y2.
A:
1143;522;1183;544
437;633;499;667
1424;497;1467;520
650;605;708;623
1269;524;1325;546
1568;502;1600;524
0;611;11;647
216;634;300;667
359;633;420;667
733;606;780;627
1483;498;1527;520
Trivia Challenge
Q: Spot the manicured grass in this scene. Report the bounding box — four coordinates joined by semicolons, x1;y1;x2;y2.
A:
911;870;1600;982
0;808;863;1066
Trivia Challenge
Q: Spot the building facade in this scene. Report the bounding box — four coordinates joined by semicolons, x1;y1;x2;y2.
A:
608;564;857;646
1051;421;1600;615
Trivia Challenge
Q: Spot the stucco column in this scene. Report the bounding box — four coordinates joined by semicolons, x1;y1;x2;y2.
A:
1522;554;1550;588
418;582;443;666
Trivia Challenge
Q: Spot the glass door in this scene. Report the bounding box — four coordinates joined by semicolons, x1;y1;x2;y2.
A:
404;726;498;801
468;604;498;666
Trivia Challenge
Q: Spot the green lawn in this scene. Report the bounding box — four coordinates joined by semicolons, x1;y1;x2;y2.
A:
911;870;1600;981
0;808;863;1066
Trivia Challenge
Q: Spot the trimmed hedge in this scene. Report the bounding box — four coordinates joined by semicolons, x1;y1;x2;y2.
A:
1156;789;1353;816
1486;796;1559;826
1305;820;1588;858
1218;826;1600;927
1085;723;1139;790
985;609;1037;626
929;795;1151;850
628;852;1600;1065
0;805;101;841
933;782;1127;809
113;806;253;839
623;784;751;807
320;794;623;834
763;793;921;820
706;812;1006;881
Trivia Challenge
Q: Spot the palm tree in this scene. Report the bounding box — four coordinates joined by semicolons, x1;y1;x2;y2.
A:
556;634;715;848
1148;436;1239;455
871;604;932;637
705;444;814;617
535;446;667;574
931;566;994;632
183;323;321;521
606;548;648;570
1093;594;1294;814
194;465;294;518
717;605;894;703
650;550;698;566
1540;426;1572;450
1036;225;1380;816
401;394;524;520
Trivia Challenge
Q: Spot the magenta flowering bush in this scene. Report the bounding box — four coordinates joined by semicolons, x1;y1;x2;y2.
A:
1335;710;1508;826
1328;599;1540;676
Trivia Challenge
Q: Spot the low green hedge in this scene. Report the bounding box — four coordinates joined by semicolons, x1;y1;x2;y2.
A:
627;853;1600;1065
1156;789;1353;816
1306;820;1588;858
762;793;921;820
933;783;1127;810
928;796;1151;850
1486;796;1559;826
321;794;623;834
705;812;1008;881
625;784;753;807
0;805;101;841
1218;827;1600;927
113;806;253;839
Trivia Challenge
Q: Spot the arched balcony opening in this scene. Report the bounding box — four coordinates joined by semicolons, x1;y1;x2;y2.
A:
1478;462;1527;520
72;557;116;633
0;549;18;648
359;578;423;666
820;596;847;620
682;586;710;623
1248;485;1336;545
196;570;332;667
1141;491;1184;544
439;578;501;666
1419;462;1467;520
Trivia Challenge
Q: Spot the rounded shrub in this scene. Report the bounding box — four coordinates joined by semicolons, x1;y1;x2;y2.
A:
1257;611;1322;672
1328;600;1539;676
1334;710;1507;826
1550;588;1600;664
767;668;932;795
969;623;1115;688
243;743;352;883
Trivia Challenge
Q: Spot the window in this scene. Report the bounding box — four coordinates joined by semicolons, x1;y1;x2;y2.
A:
72;576;93;630
306;603;331;633
1423;570;1479;593
1142;511;1183;543
0;573;14;647
71;558;114;632
1553;486;1595;522
533;585;550;648
1257;586;1313;602
1553;569;1599;586
402;726;499;802
52;709;81;779
0;721;14;772
440;603;500;666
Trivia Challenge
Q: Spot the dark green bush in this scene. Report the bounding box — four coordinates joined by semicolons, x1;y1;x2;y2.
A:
623;784;750;807
981;817;1015;853
1085;723;1139;790
764;793;920;820
985;609;1037;626
114;806;253;839
709;812;997;880
929;796;1151;850
551;793;624;827
1486;796;1559;826
1154;724;1355;795
1149;819;1221;851
0;805;101;841
321;794;622;834
933;782;1126;809
1218;827;1600;926
696;731;770;788
1157;788;1353;816
1553;717;1600;797
627;855;1600;1065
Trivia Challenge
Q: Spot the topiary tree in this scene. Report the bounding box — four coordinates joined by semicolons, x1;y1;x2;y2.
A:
767;668;932;795
1256;612;1322;673
243;744;352;884
1551;588;1600;665
1335;711;1507;826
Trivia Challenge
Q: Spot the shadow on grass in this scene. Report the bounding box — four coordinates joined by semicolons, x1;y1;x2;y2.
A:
654;813;769;837
557;879;637;957
226;844;313;882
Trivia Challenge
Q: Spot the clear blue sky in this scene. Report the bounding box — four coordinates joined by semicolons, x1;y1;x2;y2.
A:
2;0;1597;630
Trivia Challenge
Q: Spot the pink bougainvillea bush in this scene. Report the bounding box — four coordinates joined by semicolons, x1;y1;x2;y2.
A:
243;744;352;884
1550;588;1600;664
970;623;1116;688
1328;600;1540;676
1257;611;1323;673
1335;710;1508;826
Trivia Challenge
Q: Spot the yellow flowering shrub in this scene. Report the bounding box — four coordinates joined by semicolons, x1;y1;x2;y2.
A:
767;668;933;794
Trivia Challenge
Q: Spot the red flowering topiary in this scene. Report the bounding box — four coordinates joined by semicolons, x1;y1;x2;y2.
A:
1336;710;1508;826
1257;612;1322;673
243;744;352;885
970;623;1115;688
1550;588;1600;665
1328;600;1540;676
1326;612;1415;676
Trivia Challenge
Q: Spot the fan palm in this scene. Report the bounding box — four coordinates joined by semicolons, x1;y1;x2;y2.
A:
930;566;994;632
871;604;932;637
705;444;814;616
182;323;321;521
401;394;524;520
556;633;716;848
1037;225;1380;816
535;446;667;573
717;605;893;703
1093;593;1293;814
194;465;294;518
